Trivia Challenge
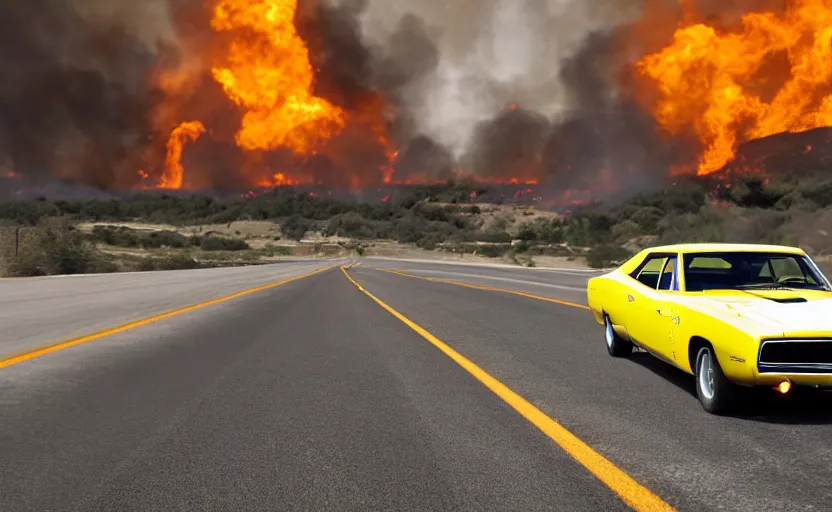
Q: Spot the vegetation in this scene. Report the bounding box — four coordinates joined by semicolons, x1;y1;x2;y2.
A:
5;219;118;277
87;225;249;252
2;175;832;276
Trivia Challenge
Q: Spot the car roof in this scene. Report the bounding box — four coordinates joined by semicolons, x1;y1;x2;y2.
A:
615;243;808;275
642;243;806;255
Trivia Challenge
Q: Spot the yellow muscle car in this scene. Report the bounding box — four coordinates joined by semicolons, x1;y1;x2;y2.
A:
587;243;832;414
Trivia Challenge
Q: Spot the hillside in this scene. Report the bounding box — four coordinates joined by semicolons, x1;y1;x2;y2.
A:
2;177;832;276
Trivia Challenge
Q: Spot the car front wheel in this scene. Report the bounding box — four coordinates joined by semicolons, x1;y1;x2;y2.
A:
694;345;739;414
604;314;633;357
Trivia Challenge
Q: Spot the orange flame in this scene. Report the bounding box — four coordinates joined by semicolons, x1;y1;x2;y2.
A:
255;171;312;188
210;0;345;154
160;121;206;189
637;0;832;175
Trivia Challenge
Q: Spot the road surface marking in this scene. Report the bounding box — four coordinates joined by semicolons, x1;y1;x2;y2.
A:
377;268;586;292
340;267;674;512
0;265;336;369
376;268;590;311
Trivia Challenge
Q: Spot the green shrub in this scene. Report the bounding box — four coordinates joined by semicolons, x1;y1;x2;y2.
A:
586;245;632;269
4;220;119;277
280;214;313;241
137;254;203;271
199;236;249;251
263;244;293;256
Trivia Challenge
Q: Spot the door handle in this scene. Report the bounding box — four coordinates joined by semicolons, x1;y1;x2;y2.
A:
657;309;670;316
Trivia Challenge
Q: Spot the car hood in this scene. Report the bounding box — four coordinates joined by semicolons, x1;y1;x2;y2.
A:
698;289;832;336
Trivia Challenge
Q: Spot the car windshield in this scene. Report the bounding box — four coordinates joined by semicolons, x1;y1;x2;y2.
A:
682;252;832;292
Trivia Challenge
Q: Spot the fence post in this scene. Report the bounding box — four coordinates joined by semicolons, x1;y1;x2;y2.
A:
15;227;20;257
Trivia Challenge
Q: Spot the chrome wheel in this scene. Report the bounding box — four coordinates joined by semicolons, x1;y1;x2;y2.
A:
697;348;715;401
604;317;615;348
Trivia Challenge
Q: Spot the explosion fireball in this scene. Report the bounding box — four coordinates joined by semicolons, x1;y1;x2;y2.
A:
637;0;832;176
210;0;345;155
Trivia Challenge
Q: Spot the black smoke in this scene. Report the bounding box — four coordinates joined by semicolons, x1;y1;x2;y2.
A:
296;0;446;185
0;1;175;192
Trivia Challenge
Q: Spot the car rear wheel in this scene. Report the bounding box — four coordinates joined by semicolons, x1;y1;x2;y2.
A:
604;314;633;357
694;345;739;414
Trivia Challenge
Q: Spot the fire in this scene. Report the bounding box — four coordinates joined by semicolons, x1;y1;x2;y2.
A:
256;171;311;188
160;121;206;189
210;0;345;154
381;150;399;184
637;0;832;175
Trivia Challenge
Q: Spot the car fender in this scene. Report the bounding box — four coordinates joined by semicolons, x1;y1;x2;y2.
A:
673;306;760;383
587;272;630;329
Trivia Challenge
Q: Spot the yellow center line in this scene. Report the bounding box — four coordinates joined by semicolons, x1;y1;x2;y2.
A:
340;267;674;512
374;267;590;310
0;265;337;369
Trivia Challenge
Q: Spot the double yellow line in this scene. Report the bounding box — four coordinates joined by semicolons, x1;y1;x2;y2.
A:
341;266;674;512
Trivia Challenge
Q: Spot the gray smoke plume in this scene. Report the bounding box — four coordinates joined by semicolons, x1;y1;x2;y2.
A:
330;0;687;195
353;0;642;158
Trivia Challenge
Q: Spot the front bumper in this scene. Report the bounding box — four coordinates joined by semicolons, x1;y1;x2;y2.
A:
752;372;832;388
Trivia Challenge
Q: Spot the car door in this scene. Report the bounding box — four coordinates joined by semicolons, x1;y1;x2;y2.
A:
651;255;680;362
625;253;671;352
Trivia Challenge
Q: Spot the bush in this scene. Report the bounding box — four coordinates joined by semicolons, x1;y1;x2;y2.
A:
417;233;444;250
476;230;512;243
199;236;249;251
586;245;632;269
281;214;313;241
5;221;101;277
263;244;292;256
476;244;510;258
89;226;193;249
137;254;203;271
324;212;384;239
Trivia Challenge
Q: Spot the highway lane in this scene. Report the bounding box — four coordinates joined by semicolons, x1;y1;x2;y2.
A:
1;266;629;512
363;257;603;305
349;265;832;512
0;258;339;360
4;259;832;511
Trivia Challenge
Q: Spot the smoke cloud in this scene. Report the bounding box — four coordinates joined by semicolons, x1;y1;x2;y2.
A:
353;0;642;156
2;0;771;201
0;0;180;191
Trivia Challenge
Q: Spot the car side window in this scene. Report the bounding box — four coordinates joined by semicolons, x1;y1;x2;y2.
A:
657;256;679;291
630;255;667;289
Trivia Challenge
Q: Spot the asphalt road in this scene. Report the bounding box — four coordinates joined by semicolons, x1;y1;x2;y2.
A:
3;258;832;511
0;259;338;359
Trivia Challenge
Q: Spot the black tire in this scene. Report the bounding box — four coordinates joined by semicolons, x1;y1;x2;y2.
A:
604;314;633;357
694;345;739;414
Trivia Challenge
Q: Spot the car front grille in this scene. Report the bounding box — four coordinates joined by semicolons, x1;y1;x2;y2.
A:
758;339;832;373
